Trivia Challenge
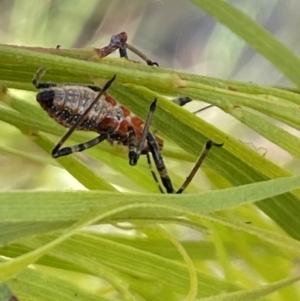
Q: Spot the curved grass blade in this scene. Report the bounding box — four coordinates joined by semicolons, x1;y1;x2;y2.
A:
112;84;300;239
1;43;300;238
7;266;110;301
15;232;238;298
0;176;300;223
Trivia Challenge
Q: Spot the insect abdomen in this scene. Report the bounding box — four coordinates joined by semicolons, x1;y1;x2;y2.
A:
37;86;122;131
36;85;163;149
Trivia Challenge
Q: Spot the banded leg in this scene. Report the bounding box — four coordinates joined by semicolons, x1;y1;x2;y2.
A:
128;125;138;166
126;98;167;192
127;98;223;193
52;129;114;158
147;132;223;194
146;132;175;193
146;152;165;193
33;67;102;91
50;75;116;158
176;140;223;194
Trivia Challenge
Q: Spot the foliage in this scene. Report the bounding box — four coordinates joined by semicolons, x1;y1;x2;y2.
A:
0;1;300;300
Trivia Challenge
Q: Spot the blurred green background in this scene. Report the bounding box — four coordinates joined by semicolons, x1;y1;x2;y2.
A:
0;0;300;191
1;2;300;300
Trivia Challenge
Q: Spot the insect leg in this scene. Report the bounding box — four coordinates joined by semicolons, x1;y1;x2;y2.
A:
146;132;175;193
52;129;114;158
146;152;165;193
134;98;222;193
147;134;223;194
127;98;167;192
128;125;138;165
176;140;223;194
126;43;159;66
51;75;116;158
193;105;214;114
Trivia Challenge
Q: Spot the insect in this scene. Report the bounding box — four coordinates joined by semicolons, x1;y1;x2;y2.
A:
32;34;223;193
32;68;222;193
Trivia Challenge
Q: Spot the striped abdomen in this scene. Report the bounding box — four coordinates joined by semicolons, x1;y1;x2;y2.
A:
36;86;123;132
36;85;164;149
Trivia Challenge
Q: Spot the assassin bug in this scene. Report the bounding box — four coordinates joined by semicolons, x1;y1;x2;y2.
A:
32;68;222;193
32;33;222;193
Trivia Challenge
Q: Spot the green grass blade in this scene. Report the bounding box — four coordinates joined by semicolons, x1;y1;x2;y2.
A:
14;233;238;298
0;205;134;282
7;266;110;301
0;176;299;223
